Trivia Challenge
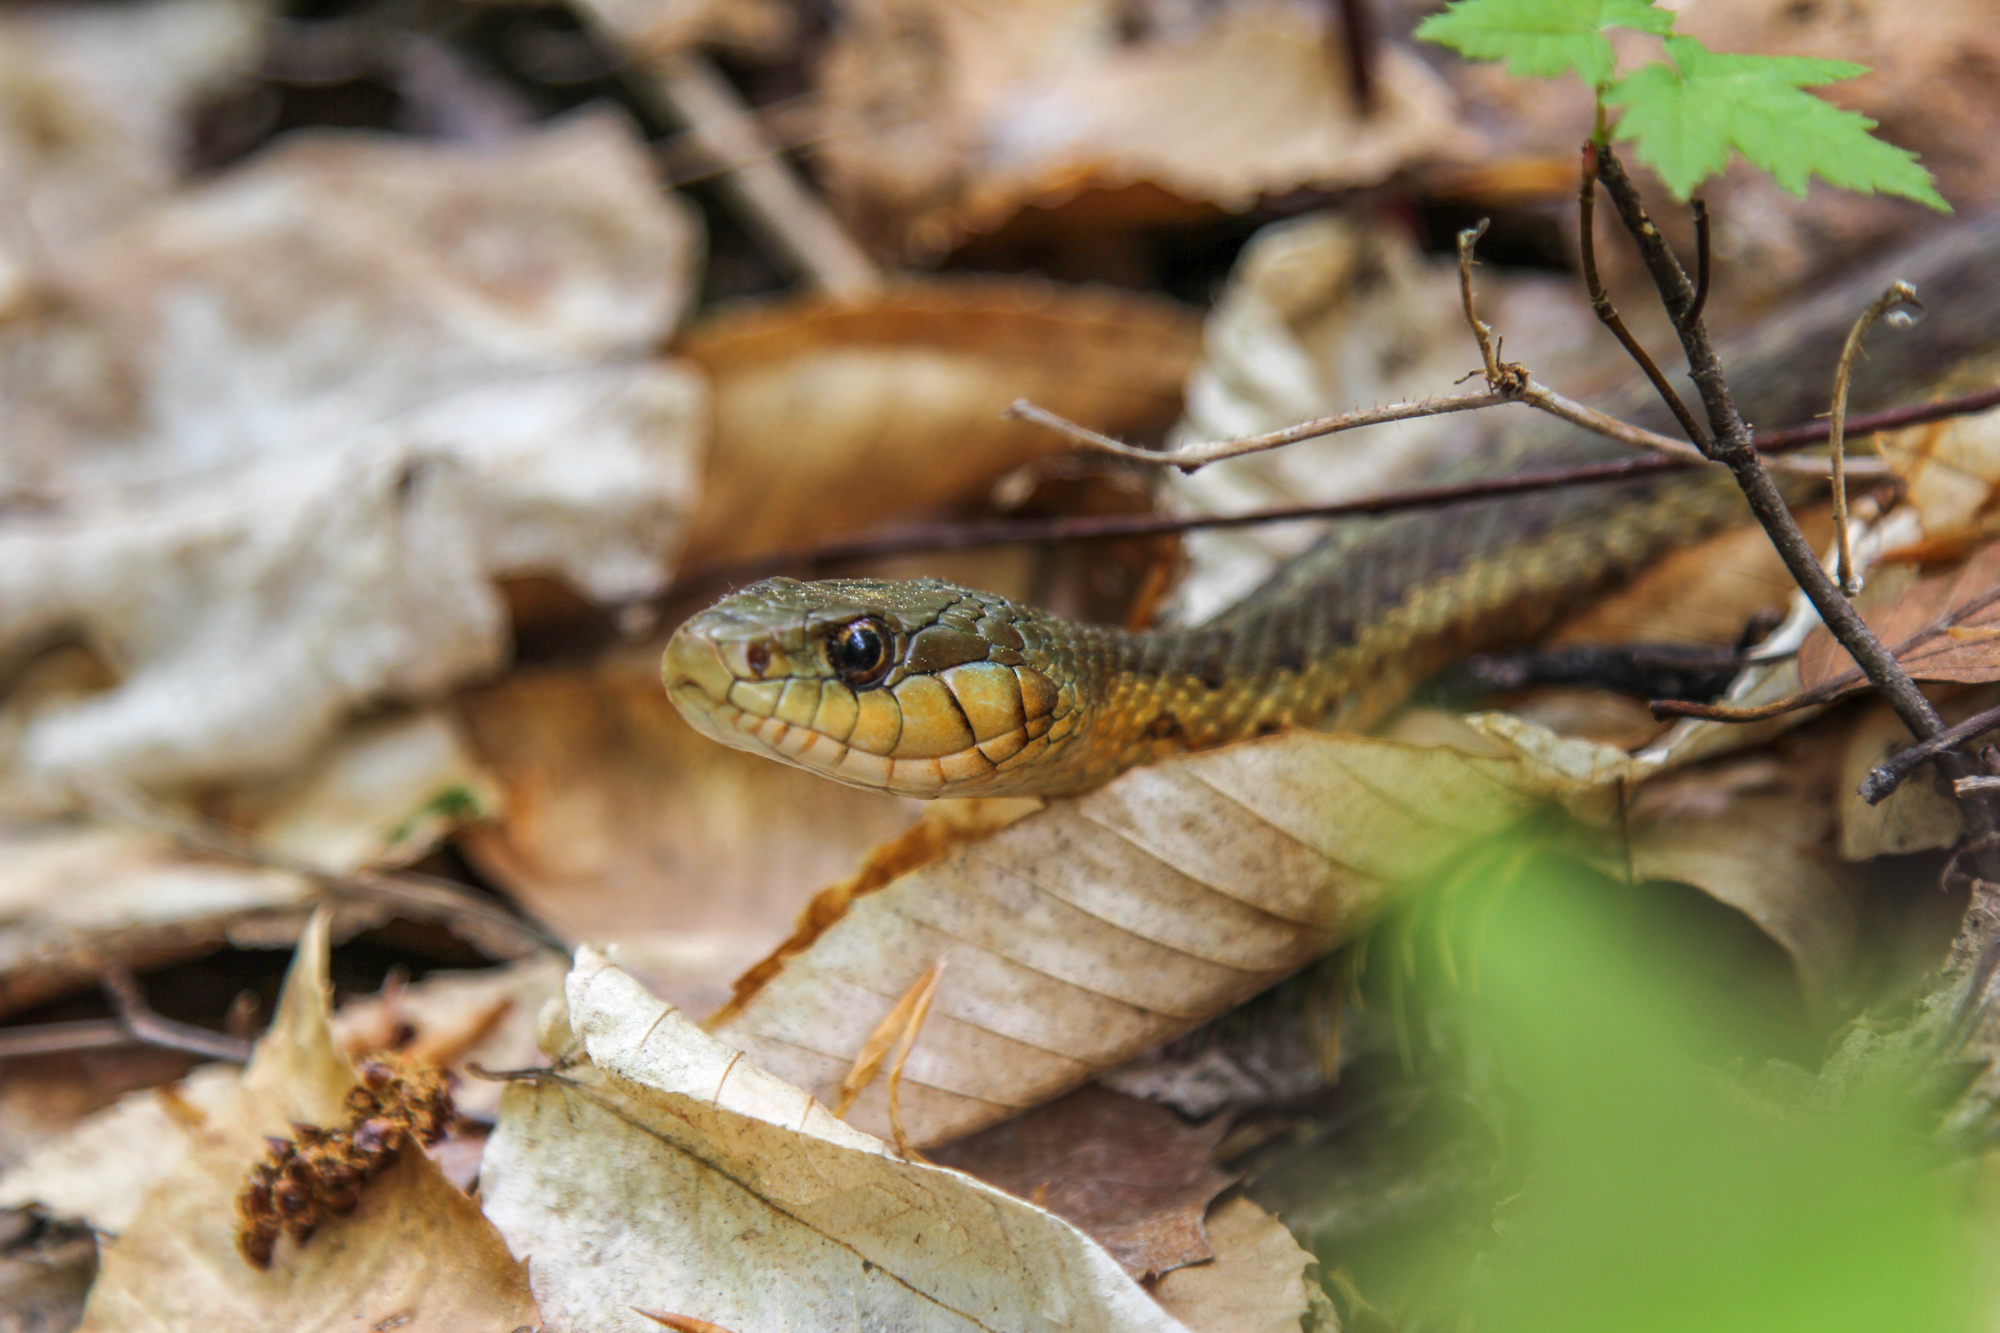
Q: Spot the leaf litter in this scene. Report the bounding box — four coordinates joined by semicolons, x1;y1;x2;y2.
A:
6;0;2000;1327
69;912;538;1332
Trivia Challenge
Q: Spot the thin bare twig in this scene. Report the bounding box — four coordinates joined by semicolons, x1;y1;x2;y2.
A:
668;452;1721;598
631;46;880;299
1830;282;1923;593
1579;148;1711;451
1011;377;1997;481
1010;219;1729;474
666;380;1994;616
1689;199;1712;325
1462;218;1707;464
1004;391;1510;470
1862;699;2000;804
75;780;568;960
1457;220;1513;387
1333;0;1378;114
100;964;256;1063
668;446;1895;602
0;1017;135;1060
1756;384;2000;451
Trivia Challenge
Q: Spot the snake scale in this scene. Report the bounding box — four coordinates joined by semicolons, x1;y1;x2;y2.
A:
666;218;2000;799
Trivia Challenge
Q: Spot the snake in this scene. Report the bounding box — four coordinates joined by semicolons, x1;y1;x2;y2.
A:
665;218;2000;799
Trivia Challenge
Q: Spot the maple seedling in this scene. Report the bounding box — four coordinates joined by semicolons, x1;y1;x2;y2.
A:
1417;0;1949;211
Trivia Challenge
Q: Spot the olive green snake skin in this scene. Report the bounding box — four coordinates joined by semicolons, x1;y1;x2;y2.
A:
665;220;2000;799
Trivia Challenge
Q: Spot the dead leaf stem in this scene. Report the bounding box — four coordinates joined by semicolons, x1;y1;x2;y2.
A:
100;964;256;1064
74;780;568;961
630;45;881;299
884;958;946;1162
1830;282;1923;593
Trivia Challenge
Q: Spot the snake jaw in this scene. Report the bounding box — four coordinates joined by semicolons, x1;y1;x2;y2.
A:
661;576;1091;798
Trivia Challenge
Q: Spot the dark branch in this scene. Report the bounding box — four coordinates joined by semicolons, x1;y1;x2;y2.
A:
1689;199;1712;324
1590;142;2000;920
100;965;256;1063
1862;701;2000;805
1578;147;1711;451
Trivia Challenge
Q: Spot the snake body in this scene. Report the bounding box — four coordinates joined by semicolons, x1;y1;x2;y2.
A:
666;219;2000;798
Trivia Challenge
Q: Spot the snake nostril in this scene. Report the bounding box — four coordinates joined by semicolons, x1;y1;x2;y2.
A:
746;643;771;679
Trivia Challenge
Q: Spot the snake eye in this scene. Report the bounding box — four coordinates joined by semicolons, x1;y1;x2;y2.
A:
827;617;893;687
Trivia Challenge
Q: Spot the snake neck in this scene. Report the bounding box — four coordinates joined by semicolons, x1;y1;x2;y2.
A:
1042;468;1754;793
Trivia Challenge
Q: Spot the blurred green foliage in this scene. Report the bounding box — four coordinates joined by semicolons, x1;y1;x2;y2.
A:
1334;840;1982;1332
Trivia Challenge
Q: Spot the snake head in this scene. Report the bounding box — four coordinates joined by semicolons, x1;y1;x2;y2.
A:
662;577;1075;797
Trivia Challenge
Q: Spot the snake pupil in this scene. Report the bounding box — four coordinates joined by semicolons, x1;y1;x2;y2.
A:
828;618;892;687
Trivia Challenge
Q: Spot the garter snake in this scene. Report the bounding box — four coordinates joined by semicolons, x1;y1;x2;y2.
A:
665;220;2000;799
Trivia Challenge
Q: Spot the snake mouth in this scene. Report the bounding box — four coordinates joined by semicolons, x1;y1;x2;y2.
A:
661;621;945;795
661;603;1072;799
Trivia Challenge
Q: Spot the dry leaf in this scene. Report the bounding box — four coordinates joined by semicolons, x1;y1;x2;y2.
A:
576;0;796;61
931;1085;1234;1280
0;1065;238;1235
0;0;261;256
1626;768;1859;1020
708;725;1629;1148
817;0;1458;256
0;821;331;1019
331;957;565;1122
1146;1196;1318;1333
217;709;502;874
1836;701;1965;861
0;1042;203;1182
1548;509;1831;650
0;113;702;794
1878;403;2000;541
77;911;538;1331
478;948;1199;1333
1799;540;2000;689
455;656;923;1009
675;279;1201;565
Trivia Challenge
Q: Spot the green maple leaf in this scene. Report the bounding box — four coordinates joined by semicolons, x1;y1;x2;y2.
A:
1416;0;1674;87
1607;36;1949;210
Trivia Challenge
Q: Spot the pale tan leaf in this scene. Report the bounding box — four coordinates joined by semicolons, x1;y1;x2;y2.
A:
675;279;1201;565
1;113;702;793
708;727;1627;1148
0;821;337;1019
0;1065;237;1234
220;709;503;874
478;948;1194;1333
0;0;261;251
77;911;538;1332
1878;406;2000;541
1626;775;1859;1021
456;659;925;1008
1836;701;1965;861
1146;1197;1316;1333
817;0;1458;256
577;0;795;60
